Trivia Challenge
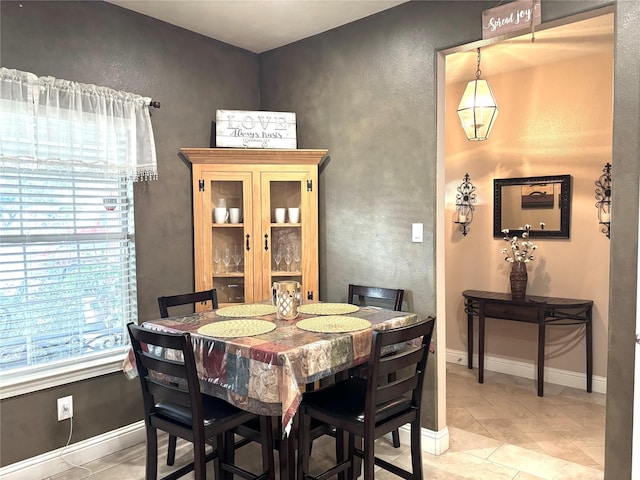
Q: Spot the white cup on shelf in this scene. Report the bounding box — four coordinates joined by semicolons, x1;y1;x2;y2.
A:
229;208;242;224
274;208;286;224
288;208;300;223
214;207;229;224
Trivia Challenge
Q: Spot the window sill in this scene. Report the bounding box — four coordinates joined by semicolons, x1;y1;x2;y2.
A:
0;353;128;400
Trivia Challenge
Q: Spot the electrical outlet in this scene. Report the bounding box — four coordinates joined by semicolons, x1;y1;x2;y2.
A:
57;395;73;421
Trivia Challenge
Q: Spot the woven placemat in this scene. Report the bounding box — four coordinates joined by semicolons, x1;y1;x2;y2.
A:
296;303;359;315
216;304;277;318
296;316;371;333
197;320;276;338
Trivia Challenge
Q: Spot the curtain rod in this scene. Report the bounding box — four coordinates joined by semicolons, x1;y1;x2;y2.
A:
149;100;160;108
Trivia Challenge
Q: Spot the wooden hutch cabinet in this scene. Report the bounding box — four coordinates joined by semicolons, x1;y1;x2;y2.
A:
180;148;328;308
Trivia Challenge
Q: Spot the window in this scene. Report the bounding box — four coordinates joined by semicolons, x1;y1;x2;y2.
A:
0;68;156;392
0;165;136;378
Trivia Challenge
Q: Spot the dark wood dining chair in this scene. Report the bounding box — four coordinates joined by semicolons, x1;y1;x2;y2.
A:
347;283;404;448
157;288;219;318
158;288;219;466
347;284;404;311
127;323;274;480
296;317;436;480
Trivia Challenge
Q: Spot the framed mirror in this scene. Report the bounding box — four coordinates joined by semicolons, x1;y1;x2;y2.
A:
493;175;571;238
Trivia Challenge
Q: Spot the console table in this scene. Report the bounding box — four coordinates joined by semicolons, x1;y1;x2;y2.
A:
462;290;593;397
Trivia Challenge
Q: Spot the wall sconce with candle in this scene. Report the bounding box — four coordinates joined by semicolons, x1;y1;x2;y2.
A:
457;48;499;141
594;162;611;239
455;172;476;236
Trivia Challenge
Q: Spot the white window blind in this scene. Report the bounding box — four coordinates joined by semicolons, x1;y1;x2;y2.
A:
0;68;154;385
0;163;137;378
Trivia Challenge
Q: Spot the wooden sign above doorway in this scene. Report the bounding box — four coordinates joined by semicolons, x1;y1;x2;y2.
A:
482;0;542;39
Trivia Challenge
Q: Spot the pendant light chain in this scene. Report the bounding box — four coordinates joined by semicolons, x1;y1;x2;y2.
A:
530;0;536;42
475;48;482;80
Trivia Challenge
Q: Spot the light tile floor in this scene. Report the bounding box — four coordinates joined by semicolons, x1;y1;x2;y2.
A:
48;363;605;480
446;362;605;473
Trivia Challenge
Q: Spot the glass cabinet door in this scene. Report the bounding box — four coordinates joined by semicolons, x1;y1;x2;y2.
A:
201;171;254;306
259;171;310;301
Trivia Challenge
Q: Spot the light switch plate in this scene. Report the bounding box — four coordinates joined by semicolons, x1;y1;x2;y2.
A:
412;223;423;243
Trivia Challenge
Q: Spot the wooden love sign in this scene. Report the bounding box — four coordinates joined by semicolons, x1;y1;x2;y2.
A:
216;109;297;149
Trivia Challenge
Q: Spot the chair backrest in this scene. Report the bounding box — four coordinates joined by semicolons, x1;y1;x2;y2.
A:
365;317;435;414
347;284;404;311
157;289;219;318
127;323;204;434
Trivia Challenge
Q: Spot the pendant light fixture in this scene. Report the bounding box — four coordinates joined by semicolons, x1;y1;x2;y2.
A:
457;48;499;141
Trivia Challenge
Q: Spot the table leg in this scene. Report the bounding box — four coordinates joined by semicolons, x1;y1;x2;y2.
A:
279;427;296;480
478;314;485;384
586;307;593;393
537;321;546;397
467;305;474;369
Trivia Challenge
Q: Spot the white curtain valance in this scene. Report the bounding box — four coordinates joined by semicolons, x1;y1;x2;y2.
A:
0;67;157;181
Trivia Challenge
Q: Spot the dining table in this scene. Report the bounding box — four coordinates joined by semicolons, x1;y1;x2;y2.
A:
122;301;424;479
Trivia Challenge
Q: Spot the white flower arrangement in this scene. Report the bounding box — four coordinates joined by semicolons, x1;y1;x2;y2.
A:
501;224;538;263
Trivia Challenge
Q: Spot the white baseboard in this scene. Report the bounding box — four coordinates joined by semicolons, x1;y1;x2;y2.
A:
420;425;450;455
396;424;449;456
0;421;146;480
446;348;607;394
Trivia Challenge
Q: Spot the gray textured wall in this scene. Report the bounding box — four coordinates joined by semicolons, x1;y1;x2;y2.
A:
259;0;496;429
0;0;259;465
1;1;638;478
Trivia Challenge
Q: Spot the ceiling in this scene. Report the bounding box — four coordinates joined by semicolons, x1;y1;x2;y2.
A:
106;1;613;84
107;0;408;53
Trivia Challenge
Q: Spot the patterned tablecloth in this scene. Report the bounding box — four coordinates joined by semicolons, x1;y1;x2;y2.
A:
122;305;420;435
